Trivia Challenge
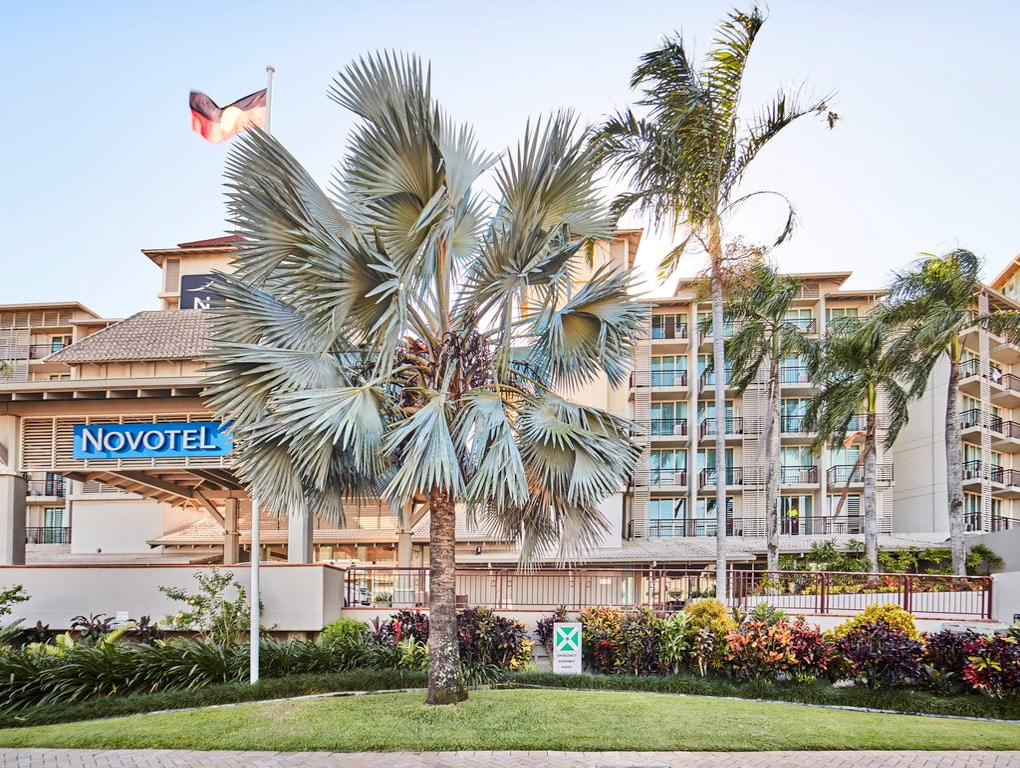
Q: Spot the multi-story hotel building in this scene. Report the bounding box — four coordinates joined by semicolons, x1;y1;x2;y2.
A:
0;232;1016;570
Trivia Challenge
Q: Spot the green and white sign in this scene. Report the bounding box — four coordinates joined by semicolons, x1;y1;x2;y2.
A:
553;622;582;674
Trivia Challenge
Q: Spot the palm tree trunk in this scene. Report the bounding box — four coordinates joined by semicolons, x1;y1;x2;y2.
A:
709;216;728;601
426;488;465;704
945;354;966;576
863;409;879;574
765;361;781;574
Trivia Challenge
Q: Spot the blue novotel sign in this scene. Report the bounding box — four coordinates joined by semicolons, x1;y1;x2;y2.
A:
73;422;233;460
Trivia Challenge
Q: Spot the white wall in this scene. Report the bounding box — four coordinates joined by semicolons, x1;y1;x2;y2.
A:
971;527;1020;572
70;498;202;554
992;570;1020;625
1;564;344;631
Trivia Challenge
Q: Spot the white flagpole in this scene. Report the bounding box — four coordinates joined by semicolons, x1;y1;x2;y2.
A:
249;65;275;687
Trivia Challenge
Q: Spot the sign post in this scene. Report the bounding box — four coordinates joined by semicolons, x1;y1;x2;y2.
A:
552;622;582;675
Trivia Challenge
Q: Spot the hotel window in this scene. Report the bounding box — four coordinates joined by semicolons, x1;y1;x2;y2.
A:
648;498;687;537
964;492;982;531
650;401;688;436
649;449;687;486
826;493;861;533
693;497;735;536
782;398;811;432
651;312;688;340
781;495;814;533
651;355;687;387
48;374;70;381
697;311;734;338
697;353;732;383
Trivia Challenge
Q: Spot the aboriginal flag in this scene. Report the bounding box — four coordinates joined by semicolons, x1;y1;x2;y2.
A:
189;89;267;143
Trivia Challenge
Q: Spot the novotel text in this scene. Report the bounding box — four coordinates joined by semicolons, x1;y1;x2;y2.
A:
73;422;232;460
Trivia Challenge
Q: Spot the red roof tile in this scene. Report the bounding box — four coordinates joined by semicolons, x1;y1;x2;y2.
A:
176;235;245;249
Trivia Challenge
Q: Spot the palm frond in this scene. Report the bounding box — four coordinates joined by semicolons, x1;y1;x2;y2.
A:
383;393;464;505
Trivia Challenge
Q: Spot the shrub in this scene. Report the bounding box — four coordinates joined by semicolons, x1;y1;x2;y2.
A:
962;634;1020;699
320;617;366;646
748;602;789;625
684;599;736;670
920;629;972;694
579;606;624;674
786;620;829;680
657;611;691;674
159;570;252;646
387;610;429;644
828;603;922;642
835;620;923;687
724;618;827;682
535;606;569;649
615;609;660;676
0;585;28;619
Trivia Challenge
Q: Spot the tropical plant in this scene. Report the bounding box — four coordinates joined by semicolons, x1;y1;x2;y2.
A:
881;249;1020;575
204;54;643;705
159;570;251;646
684;599;736;669
657;611;692;674
319;617;367;647
963;634;1020;698
723;262;813;571
748;601;788;626
804;314;918;572
0;584;28;619
835;620;924;688
535;606;569;650
579;606;625;674
827;603;922;643
594;6;836;595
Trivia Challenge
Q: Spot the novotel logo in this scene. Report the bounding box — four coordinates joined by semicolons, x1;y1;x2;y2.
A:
73;422;233;460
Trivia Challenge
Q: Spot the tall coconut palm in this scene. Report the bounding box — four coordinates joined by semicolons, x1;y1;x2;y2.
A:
803;315;917;573
594;5;836;597
204;54;644;704
881;249;1020;575
724;262;812;573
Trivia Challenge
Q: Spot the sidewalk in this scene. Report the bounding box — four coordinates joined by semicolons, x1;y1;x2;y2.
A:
2;750;1019;768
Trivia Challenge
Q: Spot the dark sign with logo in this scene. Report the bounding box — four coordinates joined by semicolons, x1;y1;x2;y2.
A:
180;274;221;309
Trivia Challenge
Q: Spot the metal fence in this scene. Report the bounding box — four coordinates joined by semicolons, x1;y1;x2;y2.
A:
342;566;992;620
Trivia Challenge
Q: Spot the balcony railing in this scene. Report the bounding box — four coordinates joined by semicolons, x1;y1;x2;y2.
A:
781;465;818;484
786;317;818;333
779;366;811;385
989;416;1020;439
826;464;894;485
698;323;737;344
963;460;985;481
961;408;983;429
650;418;688;437
650;369;688;388
649;469;687;487
25;526;70;544
28;343;67;360
650;318;688;340
780;414;807;433
698;466;743;488
959;358;981;379
342;567;992;620
647;518;739;538
25;479;66;498
958;359;1020;393
781;515;863;535
990;467;1020;487
698;416;744;439
699;369;733;388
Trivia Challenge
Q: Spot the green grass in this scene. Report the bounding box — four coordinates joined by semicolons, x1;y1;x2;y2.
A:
0;689;1018;751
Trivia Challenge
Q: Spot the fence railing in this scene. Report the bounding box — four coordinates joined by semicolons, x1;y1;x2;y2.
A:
341;567;992;620
781;515;863;535
25;526;70;544
25;480;66;498
781;465;818;484
698;466;743;488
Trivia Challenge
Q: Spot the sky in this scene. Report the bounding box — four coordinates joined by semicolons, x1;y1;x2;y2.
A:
3;1;1019;318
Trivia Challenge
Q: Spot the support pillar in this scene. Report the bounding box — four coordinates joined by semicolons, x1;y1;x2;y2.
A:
0;416;26;565
394;529;415;608
287;512;314;563
222;498;240;565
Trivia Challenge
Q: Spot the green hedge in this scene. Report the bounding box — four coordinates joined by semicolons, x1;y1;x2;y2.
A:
0;669;426;730
508;672;1020;721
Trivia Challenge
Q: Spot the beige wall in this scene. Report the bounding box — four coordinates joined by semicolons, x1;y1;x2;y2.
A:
1;564;344;631
69;498;203;554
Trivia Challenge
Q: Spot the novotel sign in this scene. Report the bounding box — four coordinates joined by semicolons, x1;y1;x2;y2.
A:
73;422;233;460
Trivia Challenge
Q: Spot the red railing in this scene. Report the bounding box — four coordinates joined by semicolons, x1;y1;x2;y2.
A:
342;567;992;620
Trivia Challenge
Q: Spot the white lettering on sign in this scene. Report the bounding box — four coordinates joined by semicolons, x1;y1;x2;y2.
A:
73;422;232;459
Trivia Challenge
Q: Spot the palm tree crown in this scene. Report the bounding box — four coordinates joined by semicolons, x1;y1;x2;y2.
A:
204;54;645;703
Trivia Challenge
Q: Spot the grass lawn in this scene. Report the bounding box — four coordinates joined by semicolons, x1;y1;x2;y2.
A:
0;689;1018;752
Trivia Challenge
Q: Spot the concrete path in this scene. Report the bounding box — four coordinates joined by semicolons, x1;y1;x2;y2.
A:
2;751;1019;767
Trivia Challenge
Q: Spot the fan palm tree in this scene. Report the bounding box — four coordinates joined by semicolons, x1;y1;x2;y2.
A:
724;262;812;573
593;5;836;597
881;249;1020;576
803;315;916;573
204;54;644;704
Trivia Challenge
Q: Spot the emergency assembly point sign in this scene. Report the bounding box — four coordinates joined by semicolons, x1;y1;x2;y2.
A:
553;622;582;674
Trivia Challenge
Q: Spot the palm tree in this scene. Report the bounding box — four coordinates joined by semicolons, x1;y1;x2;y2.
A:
594;5;836;597
204;54;644;704
724;262;812;573
803;315;916;573
881;249;1020;576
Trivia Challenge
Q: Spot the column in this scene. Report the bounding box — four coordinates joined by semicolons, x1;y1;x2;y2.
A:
0;415;26;565
222;498;240;565
287;511;314;563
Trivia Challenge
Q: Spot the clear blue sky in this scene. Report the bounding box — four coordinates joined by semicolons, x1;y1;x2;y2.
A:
4;1;1019;317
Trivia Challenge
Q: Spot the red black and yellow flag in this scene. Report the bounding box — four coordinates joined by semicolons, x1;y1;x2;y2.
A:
189;89;267;143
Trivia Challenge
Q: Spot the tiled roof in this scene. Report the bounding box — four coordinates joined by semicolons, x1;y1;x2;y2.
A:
177;235;244;249
46;310;208;363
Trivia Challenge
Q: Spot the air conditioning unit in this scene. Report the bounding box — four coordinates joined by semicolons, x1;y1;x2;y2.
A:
674;375;686;387
673;423;686;436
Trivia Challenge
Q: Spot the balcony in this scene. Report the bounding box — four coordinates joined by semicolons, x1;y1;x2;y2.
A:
650;418;688;438
699;368;733;390
779;366;811;387
991;372;1020;407
649;469;687;488
28;343;67;361
786;317;818;334
990;415;1020;452
698;416;744;441
698;323;737;347
990;467;1020;498
781;465;819;484
650;369;688;389
650;318;688;342
25;479;66;498
25;526;70;544
826;463;894;486
960;408;984;436
781;515;863;536
698;466;743;489
647;517;740;538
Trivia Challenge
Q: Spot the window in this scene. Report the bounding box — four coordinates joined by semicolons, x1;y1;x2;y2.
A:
651;355;687;387
697;311;734;338
826;494;861;534
650;401;687;435
780;355;810;384
50;336;71;353
648;498;687;537
784;308;814;332
825;306;859;324
782;398;811;432
964;492;982;532
650;449;687;486
651;312;688;340
781;495;814;533
693;498;735;536
827;444;860;466
781;446;812;466
697;354;732;384
48;374;70;381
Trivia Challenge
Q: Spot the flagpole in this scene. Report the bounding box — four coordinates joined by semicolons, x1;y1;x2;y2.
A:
265;65;276;134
